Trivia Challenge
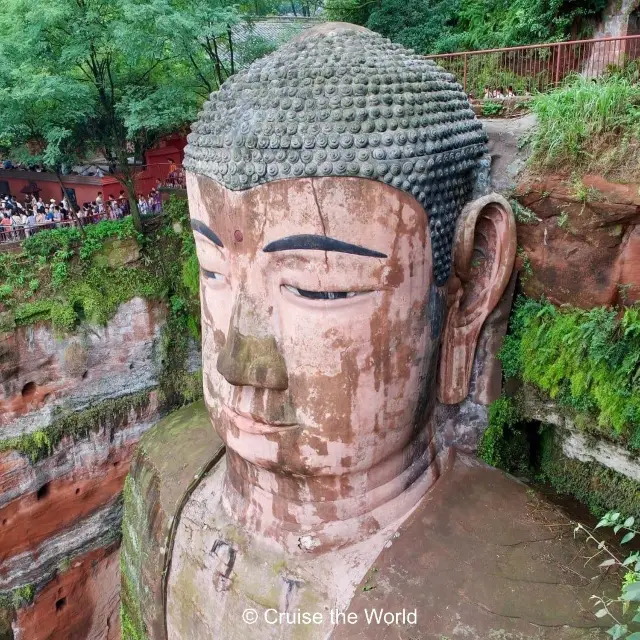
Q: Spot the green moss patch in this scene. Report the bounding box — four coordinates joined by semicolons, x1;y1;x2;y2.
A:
0;391;152;463
477;396;531;475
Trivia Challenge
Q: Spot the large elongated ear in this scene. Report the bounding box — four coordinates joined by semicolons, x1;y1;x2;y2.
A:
438;194;516;405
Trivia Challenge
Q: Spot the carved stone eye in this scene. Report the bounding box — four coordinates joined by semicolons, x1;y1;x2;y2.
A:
283;285;365;301
202;270;225;281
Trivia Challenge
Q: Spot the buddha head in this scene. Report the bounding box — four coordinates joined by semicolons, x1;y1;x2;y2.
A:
185;23;515;551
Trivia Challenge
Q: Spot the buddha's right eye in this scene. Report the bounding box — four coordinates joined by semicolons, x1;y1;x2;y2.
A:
202;269;225;281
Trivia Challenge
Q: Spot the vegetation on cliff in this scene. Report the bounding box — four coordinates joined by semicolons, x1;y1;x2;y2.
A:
0;198;202;459
0;199;199;337
529;71;640;178
500;297;640;448
0;218;161;333
478;295;640;523
0;391;153;463
325;0;607;54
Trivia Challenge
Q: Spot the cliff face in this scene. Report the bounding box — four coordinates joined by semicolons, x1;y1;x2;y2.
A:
0;297;195;639
515;174;640;308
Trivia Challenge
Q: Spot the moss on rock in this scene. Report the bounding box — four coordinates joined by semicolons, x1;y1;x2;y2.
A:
538;428;640;521
0;390;152;463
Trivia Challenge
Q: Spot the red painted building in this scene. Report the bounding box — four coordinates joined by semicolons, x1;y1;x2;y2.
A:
0;135;187;205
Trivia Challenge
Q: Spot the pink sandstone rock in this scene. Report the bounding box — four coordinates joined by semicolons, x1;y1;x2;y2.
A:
515;173;640;308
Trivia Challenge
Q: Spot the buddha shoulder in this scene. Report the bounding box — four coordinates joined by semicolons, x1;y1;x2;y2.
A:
121;400;224;640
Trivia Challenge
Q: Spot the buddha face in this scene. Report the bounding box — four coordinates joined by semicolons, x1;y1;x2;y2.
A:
188;172;443;477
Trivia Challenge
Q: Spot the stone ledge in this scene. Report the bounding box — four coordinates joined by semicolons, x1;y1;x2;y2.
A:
522;393;640;482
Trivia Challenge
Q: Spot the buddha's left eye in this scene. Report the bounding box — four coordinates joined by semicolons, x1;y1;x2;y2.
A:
202;269;225;281
283;284;366;300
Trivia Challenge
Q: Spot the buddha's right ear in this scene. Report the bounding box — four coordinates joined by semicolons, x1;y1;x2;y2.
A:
437;193;517;405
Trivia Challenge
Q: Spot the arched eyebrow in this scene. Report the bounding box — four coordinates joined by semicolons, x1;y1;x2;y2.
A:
263;234;386;258
191;220;224;247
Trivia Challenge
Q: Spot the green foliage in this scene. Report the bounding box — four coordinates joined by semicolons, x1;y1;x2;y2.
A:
0;218;169;333
576;512;640;637
0;584;35;609
477;396;530;474
499;297;640;447
529;74;640;176
0;391;152;463
510;200;541;225
481;100;504;117
324;0;373;24
327;0;606;54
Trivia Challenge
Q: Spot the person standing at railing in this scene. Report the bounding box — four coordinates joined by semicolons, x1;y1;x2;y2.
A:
1;211;11;242
26;210;36;237
10;209;23;240
118;190;130;216
138;194;149;216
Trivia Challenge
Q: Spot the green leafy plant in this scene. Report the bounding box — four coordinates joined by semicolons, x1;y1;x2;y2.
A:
557;211;569;228
574;512;640;639
477;396;530;474
481;100;504;117
511;199;540;224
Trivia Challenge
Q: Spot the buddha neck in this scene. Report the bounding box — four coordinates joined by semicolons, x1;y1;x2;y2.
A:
220;420;448;554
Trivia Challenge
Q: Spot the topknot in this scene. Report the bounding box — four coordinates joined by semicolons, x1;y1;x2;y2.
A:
184;23;488;285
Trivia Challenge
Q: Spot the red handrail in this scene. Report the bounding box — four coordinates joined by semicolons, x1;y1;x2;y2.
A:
425;35;640;95
426;34;640;58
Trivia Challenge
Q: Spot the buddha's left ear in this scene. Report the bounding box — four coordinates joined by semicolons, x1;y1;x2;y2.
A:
438;194;517;405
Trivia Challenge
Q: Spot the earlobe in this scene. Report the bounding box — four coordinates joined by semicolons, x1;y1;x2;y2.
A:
437;194;517;405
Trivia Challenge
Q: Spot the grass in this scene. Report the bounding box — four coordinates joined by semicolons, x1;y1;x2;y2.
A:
528;72;640;178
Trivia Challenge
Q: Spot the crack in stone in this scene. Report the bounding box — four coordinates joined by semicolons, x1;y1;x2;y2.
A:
459;593;602;630
310;180;329;271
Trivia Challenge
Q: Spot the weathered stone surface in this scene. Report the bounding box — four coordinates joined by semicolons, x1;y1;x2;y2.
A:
587;0;640;75
1;502;121;593
515;173;640;307
13;542;121;640
483;114;536;192
0;394;159;509
522;391;640;482
0;296;185;640
121;401;223;640
93;238;141;268
0;297;167;439
336;454;616;640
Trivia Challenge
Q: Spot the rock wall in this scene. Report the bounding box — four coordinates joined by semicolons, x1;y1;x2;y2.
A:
0;297;198;639
515;174;640;308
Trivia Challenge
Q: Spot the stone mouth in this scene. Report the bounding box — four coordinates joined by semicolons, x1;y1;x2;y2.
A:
223;405;299;434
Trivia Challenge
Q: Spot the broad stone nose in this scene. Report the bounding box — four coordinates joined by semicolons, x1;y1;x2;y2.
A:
216;294;288;391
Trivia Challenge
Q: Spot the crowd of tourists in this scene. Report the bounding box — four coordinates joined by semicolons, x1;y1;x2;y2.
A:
0;189;163;243
481;85;519;99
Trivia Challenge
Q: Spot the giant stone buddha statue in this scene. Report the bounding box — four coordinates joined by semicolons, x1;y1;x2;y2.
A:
122;23;614;640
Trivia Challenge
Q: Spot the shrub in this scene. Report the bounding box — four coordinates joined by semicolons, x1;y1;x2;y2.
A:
477;396;530;474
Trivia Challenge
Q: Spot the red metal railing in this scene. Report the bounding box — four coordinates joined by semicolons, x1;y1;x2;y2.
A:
427;35;640;98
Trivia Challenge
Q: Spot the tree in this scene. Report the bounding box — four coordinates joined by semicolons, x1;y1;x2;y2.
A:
0;0;199;231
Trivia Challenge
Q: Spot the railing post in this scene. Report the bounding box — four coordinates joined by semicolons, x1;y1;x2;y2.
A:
554;42;562;86
463;53;468;93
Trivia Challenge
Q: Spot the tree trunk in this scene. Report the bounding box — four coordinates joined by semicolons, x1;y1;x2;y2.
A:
122;176;143;233
54;171;86;238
